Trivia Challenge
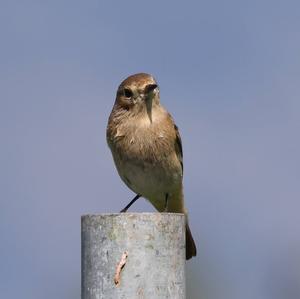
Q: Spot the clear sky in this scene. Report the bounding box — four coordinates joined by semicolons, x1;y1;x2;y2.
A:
1;1;300;298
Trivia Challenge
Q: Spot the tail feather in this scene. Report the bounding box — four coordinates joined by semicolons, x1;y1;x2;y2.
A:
186;223;197;260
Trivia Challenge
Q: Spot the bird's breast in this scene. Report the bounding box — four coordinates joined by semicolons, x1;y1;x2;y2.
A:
109;124;182;201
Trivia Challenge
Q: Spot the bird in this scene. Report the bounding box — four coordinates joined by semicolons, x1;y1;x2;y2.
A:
106;73;196;260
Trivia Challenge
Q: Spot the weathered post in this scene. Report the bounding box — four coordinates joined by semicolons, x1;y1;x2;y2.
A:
81;213;186;299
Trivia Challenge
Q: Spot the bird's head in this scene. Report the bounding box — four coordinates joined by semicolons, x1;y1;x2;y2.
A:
115;73;160;122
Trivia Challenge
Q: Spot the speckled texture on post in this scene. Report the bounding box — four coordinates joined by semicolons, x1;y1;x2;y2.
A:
81;213;186;299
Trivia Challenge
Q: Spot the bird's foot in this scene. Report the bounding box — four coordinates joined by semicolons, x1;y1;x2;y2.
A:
120;194;141;213
164;193;169;213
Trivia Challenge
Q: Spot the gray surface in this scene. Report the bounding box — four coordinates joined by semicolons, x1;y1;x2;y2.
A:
81;213;185;299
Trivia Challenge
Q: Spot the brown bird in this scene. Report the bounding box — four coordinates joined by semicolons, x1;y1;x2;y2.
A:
106;73;197;260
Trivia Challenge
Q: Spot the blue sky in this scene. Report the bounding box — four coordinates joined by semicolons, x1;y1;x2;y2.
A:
1;1;300;298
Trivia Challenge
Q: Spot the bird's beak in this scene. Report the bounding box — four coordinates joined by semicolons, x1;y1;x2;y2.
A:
145;96;153;123
145;84;157;123
145;84;158;94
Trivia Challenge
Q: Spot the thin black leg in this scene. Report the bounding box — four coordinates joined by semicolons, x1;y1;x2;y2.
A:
120;194;141;213
164;193;169;212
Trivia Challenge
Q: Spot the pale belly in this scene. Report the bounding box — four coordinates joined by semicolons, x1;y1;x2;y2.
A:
114;155;182;211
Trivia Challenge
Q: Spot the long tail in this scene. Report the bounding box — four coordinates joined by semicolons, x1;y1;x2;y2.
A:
168;191;197;260
186;222;197;260
149;190;197;260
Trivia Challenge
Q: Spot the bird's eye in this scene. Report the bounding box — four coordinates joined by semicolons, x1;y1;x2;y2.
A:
123;88;133;98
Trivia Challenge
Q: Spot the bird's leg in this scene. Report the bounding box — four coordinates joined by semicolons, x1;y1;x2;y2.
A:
120;194;141;213
164;193;169;212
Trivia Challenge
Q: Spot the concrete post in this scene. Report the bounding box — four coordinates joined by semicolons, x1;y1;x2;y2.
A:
81;213;186;299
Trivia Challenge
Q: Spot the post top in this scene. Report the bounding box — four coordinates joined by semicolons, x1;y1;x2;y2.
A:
82;212;184;217
81;212;185;222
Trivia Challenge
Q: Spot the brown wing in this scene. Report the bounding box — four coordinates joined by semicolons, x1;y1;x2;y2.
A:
174;124;183;174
